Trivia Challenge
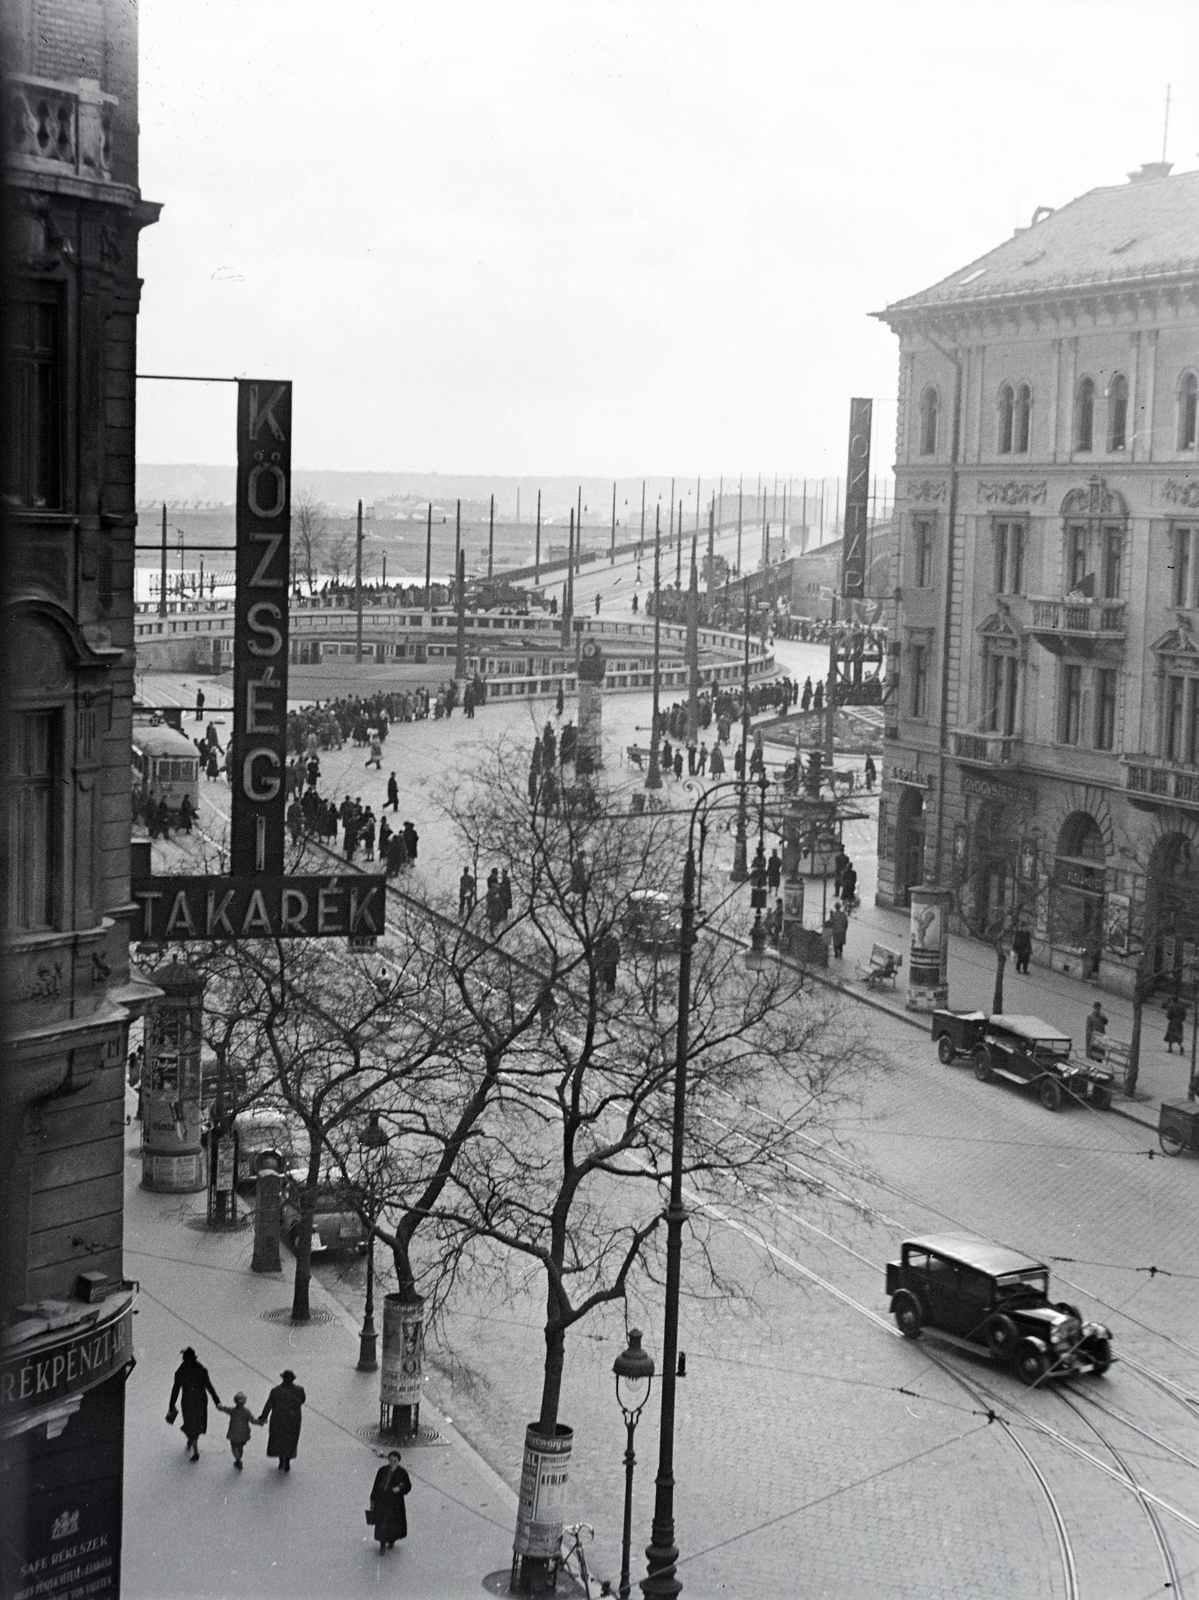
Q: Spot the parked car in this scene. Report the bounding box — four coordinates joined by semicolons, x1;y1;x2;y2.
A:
623;889;683;953
931;1010;1114;1111
886;1233;1112;1385
281;1170;368;1255
233;1110;299;1185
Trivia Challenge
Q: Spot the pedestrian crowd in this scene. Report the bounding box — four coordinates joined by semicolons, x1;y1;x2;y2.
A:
285;676;490;757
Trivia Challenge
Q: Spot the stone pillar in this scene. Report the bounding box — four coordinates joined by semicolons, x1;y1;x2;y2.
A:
576;638;605;774
141;960;206;1192
906;884;952;1012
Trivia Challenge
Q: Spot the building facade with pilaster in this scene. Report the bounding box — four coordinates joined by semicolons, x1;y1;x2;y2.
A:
872;162;1199;999
2;2;159;1592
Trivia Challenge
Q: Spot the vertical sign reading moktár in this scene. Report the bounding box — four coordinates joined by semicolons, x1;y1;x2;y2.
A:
232;380;292;876
841;397;872;601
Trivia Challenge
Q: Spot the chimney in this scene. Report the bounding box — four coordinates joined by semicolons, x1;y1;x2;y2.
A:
1127;161;1173;183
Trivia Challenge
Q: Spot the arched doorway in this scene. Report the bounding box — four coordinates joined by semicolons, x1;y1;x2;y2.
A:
895;787;926;907
1144;832;1199;997
1052;812;1105;976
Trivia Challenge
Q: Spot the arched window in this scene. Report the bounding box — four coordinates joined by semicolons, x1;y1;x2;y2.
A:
997;384;1014;454
1179;371;1198;451
919;387;939;456
1075;378;1094;452
1107;373;1129;451
1014;384;1032;454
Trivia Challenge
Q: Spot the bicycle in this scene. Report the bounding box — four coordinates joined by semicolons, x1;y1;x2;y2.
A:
554;1521;594;1597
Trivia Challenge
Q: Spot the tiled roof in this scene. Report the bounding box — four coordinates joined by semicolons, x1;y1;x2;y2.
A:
878;167;1199;318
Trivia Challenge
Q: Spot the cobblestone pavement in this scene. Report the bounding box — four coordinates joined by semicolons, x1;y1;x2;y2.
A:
139;663;1199;1597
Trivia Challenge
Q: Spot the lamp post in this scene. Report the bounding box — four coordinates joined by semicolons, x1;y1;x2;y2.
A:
749;770;770;959
644;777;752;1599
646;505;664;790
614;1329;655;1600
357;1110;391;1373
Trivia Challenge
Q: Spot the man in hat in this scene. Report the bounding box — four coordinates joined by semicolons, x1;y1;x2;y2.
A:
167;1347;221;1462
257;1370;306;1472
215;1391;261;1470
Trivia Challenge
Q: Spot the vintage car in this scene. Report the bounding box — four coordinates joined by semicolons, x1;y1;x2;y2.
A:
931;1010;1114;1111
281;1170;368;1255
233;1110;299;1185
623;889;683;953
886;1233;1112;1385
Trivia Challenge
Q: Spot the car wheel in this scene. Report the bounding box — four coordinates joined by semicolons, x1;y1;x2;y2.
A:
972;1045;992;1083
892;1290;923;1339
936;1034;956;1065
1039;1078;1063;1112
1085;1337;1112;1376
1016;1338;1049;1386
1159;1125;1185;1157
985;1314;1020;1360
1091;1085;1112;1111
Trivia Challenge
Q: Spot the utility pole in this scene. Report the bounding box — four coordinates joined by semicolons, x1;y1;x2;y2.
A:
535;489;541;585
730;577;751;883
737;476;743;577
707;500;715;591
576;485;583;573
695;475;701;532
611;479;617;564
455;547;467;682
686;533;699;747
355;499;364;664
646;505;663;790
562;509;575;649
639;480;646;564
424;502;433;611
159;503;167;615
487;493;494;580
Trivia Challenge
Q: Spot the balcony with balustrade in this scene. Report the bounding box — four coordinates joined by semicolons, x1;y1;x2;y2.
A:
3;73;130;201
1011;594;1128;658
1122;755;1199;812
950;727;1023;767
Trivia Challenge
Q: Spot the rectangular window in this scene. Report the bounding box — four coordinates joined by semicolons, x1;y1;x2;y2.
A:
1103;529;1122;600
913;519;934;587
1067;525;1088;592
994;521;1026;593
1095;669;1117;751
3;296;62;509
1060;664;1082;745
4;712;56;930
1176;527;1194;607
911;644;929;718
1166;675;1186;761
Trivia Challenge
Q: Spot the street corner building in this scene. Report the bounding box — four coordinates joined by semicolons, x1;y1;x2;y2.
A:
2;2;161;1596
870;160;1199;999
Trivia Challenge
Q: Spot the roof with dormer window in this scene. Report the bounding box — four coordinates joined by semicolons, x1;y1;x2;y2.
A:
875;167;1199;324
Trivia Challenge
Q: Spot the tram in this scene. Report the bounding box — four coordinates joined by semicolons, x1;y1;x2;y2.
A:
132;722;201;824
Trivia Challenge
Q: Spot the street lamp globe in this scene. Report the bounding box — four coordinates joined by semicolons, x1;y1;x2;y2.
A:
360;1110;390;1152
613;1327;655;1423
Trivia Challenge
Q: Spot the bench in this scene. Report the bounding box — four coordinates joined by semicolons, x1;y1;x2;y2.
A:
1093;1037;1131;1091
626;745;652;770
857;942;903;990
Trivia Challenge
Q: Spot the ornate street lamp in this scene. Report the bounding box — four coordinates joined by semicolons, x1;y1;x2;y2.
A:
730;576;752;882
613;1329;655;1600
357;1110;391;1373
646;505;664;790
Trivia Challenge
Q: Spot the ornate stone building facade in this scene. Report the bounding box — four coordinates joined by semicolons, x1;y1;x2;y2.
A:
2;2;159;1592
872;162;1199;999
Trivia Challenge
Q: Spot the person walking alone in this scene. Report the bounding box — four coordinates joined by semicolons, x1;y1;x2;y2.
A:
167;1347;221;1462
1165;996;1188;1054
214;1391;261;1470
257;1370;305;1472
1012;925;1032;974
828;901;848;959
386;772;399;812
368;1449;412;1553
1085;1000;1109;1061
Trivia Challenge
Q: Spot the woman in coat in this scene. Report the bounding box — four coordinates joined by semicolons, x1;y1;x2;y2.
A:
1165;997;1188;1053
167;1347;221;1462
369;1450;412;1552
257;1370;305;1471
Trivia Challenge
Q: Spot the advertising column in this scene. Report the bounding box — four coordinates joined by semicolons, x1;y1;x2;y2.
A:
907;885;952;1011
576;639;605;774
141;960;206;1192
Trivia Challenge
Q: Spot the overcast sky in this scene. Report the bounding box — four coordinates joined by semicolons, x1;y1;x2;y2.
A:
136;0;1199;480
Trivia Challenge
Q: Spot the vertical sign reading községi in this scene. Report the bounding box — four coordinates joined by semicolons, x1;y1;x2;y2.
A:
842;397;872;601
232;380;292;876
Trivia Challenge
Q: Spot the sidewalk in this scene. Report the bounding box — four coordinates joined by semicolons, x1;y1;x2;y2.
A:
121;1085;520;1600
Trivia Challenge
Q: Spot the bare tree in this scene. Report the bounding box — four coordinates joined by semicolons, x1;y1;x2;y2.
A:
326;525;354;588
956;807;1050;1014
419;741;872;1588
293;490;328;594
